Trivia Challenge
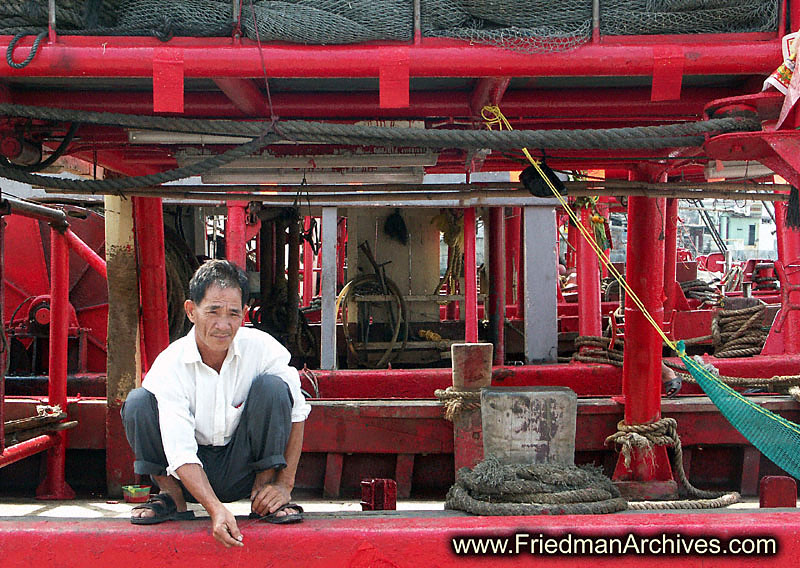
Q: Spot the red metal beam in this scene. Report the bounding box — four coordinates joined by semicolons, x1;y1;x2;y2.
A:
1;511;799;566
36;228;74;499
213;78;267;116
0;435;57;469
463;207;478;342
64;228;107;279
0;36;779;78
12;86;746;120
133;197;170;366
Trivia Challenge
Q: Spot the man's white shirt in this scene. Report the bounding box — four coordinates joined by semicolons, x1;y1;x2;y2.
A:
142;326;311;477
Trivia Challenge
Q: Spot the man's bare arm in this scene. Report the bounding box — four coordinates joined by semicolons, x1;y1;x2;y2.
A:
251;420;305;515
176;463;243;548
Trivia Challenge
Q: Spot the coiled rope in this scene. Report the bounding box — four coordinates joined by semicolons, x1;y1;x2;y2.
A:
711;303;768;358
445;457;629;515
605;418;740;509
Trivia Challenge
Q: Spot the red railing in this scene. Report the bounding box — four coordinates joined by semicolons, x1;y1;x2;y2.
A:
0;196;106;499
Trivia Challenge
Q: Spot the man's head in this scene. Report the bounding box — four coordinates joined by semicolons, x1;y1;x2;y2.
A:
185;260;249;365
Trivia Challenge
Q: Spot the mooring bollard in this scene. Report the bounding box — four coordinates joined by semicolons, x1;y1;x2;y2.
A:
450;343;493;471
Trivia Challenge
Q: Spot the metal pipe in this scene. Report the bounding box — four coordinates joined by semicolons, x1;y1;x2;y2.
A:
0;435;58;469
577;206;602;337
663;197;679;322
622;195;666;425
0;197;67;227
775;201;800;354
515;211;524;322
445;246;459;321
413;0;421;45
287;215;300;344
64;228;107;279
0;37;779;78
132;197;170;366
592;0;600;43
488;207;505;364
48;0;56;43
36;228;74;498
226;201;248;270
463;207;478;342
0;217;4;454
302;216;314;307
505;207;520;315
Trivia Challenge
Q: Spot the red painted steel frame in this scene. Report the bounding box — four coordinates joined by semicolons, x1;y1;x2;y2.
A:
463;207;478;342
2;511;799;567
577;207;602;337
64;228;107;279
0;435;58;468
35;228;74;499
488;207;505;363
663;198;679;320
226;201;248;271
0;36;779;78
133;196;170;367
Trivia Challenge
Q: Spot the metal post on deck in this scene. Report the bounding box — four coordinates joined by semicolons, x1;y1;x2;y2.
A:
302;216;314;307
464;207;478;342
613;182;676;499
488;207;505;364
36;227;75;500
522;202;558;363
226;200;249;270
321;207;338;369
663;197;679;323
505;207;520;317
577;206;602;337
133;197;170;365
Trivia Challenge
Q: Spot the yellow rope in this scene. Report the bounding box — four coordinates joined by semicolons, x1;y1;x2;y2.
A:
481;105;676;351
483;105;800;446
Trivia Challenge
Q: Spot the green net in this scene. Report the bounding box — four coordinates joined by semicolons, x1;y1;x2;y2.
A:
0;1;779;52
677;340;800;481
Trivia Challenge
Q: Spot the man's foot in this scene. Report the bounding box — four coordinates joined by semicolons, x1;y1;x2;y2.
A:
130;476;188;522
130;493;195;525
249;503;304;524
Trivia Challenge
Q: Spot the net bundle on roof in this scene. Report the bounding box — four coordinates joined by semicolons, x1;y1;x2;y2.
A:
0;0;780;51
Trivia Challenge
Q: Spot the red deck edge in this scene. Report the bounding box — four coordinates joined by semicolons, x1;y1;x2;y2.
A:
1;510;797;567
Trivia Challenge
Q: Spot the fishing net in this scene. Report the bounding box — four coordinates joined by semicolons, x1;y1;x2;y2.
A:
0;0;779;52
677;340;800;481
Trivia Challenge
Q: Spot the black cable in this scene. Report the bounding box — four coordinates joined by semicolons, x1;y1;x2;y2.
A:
0;122;80;172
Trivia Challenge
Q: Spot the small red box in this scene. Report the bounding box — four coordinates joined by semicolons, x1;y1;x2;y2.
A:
759;476;797;508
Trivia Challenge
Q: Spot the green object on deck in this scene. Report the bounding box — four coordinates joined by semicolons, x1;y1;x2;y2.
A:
677;340;800;480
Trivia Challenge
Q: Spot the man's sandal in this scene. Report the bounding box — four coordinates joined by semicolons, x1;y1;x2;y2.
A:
130;493;195;525
249;503;304;524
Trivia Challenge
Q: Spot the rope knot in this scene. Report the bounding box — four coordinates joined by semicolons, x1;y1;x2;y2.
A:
434;386;481;422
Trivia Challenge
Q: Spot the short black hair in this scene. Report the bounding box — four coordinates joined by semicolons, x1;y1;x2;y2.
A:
188;259;249;307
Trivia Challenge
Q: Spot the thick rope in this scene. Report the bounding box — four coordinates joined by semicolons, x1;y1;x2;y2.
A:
605;417;740;509
445;458;628;515
711;304;768;358
434;386;481;422
0;103;760;150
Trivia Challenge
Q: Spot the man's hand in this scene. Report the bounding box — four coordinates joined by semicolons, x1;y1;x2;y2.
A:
251;482;291;517
208;504;243;548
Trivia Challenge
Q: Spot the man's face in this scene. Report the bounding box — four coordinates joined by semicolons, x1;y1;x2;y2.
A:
184;283;244;360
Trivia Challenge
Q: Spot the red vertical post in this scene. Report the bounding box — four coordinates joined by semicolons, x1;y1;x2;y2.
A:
488;207;505;364
613;183;675;498
775;202;800;353
226;200;248;270
36;228;75;500
566;221;578;268
464;207;478;342
133;197;170;366
445;246;459;321
302;216;314;307
0;216;5;454
577;206;602;337
515;211;525;321
337;217;347;289
663;197;679;323
504;208;519;315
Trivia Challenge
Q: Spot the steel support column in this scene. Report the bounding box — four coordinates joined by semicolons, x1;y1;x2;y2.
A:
133;197;170;365
663;197;679;323
226;200;248;270
505;207;520;316
36;228;74;500
577;206;602;337
463;207;478;342
523;203;558;362
321;207;338;370
488;207;505;364
613;183;675;498
64;228;107;279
